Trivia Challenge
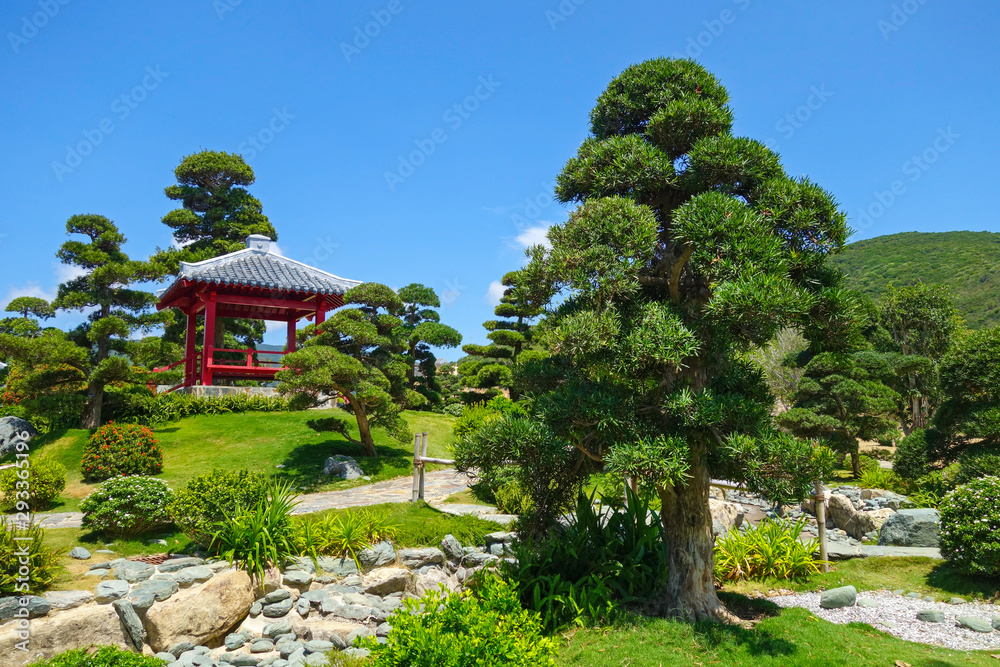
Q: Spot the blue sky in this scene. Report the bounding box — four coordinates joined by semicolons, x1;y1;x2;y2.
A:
1;1;997;353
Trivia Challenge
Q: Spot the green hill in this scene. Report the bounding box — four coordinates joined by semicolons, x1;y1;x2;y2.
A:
829;231;1000;329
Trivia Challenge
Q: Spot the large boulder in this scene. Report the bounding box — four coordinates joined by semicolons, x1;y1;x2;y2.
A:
143;568;254;652
363;568;413;596
0;416;38;458
322;455;363;480
844;508;896;541
826;494;858;531
709;498;745;536
878;508;940;547
397;548;445;569
358;542;395;570
820;585;857;609
414;568;459;596
0;603;129;667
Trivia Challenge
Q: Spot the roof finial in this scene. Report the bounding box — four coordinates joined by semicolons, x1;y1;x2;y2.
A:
246;235;271;253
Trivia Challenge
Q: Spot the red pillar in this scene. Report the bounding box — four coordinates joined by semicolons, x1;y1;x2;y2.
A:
315;296;326;327
201;295;216;386
286;319;297;353
184;311;197;386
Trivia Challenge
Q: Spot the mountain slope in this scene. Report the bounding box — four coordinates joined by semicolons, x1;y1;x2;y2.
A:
829;231;1000;329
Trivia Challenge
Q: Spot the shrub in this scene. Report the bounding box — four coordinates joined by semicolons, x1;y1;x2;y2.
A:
294;508;398;568
81;423;161;481
28;646;167;667
210;480;298;582
894;429;932;481
80;476;174;539
714;519;824;582
168;468;269;545
858;466;905;493
939;476;1000;576
0;456;67;512
442;403;464;417
955;451;1000;486
493;480;534;515
452;396;527;439
504;488;666;632
0;522;60;595
858;454;880;475
361;574;556;666
104;385;289;426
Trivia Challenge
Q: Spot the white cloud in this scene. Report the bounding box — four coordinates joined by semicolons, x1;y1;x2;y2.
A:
54;263;89;285
485;280;506;306
514;224;551;249
0;284;56;311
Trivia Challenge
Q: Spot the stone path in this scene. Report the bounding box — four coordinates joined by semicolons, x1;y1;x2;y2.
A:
16;470;512;530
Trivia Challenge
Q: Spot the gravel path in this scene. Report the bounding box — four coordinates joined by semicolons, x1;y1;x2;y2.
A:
767;590;1000;651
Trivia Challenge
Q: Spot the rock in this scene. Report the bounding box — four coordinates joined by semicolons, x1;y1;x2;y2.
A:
321;455;363;480
226;632;249;650
263;597;295;618
0;603;129;666
346;627;374;646
856;599;880;608
315;556;359;578
265;619;294;638
68;547;91;560
860;488;889;500
130;578;179;608
397;548;445;569
957;616;994;633
440;534;464;562
144;569;254;652
283;570;314;588
484;532;516;545
113;599;146;650
0;416;38;458
917;610;945;623
414;568;459;596
306;620;355;646
343;647;370;659
878;508;940;547
844;508;896;541
358;542;395;571
376;622;391;637
304;639;334;653
321;599;372;621
43;590;93;611
906;592;923;599
231;656;261;667
950;597;966;605
277;639;303;657
295;597;310;617
169;641;196;657
300;590;329;606
304;654;330;666
265;589;292;603
95;579;131;603
461;551;498;567
993;617;1000;631
111;560;156;583
827;494;858;531
158;557;207;573
251;638;275;653
154;652;176;663
285;556;317;575
819;585;857;609
175;565;215;586
249;601;263;617
363;567;412;596
709;498;745;535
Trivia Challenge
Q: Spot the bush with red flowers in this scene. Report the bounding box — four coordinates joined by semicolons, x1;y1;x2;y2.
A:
81;422;162;481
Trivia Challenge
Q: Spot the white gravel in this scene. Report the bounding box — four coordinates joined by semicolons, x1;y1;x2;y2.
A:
767;590;1000;651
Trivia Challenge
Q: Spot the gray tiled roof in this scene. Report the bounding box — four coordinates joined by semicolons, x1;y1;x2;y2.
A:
175;238;361;296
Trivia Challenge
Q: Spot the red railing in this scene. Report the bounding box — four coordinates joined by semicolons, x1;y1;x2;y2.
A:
209;348;288;369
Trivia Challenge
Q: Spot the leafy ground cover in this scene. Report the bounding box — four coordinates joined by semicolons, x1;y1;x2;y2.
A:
24;409;455;512
556;596;999;666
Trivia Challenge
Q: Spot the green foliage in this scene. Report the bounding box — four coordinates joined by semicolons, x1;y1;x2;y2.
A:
361;574;556;666
893;429;932;481
858;467;905;494
397;284;462;409
830;231;1000;330
939;476;1000;576
0;332;89;432
104;386;289;426
955;451;1000;485
81;422;162;481
442;402;464;417
504;489;667;632
210;480;298;582
28;646;168;667
493;480;534;515
167;468;269;545
714;519;824;582
80;476;174;538
452;395;527;438
0;522;60;595
0;456;66;512
294;508;398;569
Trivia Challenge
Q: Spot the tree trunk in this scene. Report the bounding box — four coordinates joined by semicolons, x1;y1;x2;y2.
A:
653;442;730;622
80;387;103;430
910;394;925;431
343;391;377;457
851;449;861;478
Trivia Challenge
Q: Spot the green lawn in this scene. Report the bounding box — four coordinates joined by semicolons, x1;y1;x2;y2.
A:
27;409;456;512
557;597;999;666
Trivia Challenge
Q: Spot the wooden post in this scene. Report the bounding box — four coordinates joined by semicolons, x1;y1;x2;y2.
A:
815;480;829;572
411;434;421;503
201;294;216;387
315;295;327;327
286;319;297;353
418;432;428;500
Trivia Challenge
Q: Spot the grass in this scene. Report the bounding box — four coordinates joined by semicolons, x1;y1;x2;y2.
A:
24;409;456;512
721;556;1000;603
441;488;493;506
556;596;1000;666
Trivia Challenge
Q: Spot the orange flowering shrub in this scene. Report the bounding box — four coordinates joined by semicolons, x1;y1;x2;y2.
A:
81;422;162;481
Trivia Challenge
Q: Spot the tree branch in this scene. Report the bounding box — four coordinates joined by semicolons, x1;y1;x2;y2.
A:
670;245;693;304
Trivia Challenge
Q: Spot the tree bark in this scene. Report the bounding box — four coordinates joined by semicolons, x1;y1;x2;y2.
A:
653;441;730;622
343;391;377;457
80;388;103;430
850;449;861;478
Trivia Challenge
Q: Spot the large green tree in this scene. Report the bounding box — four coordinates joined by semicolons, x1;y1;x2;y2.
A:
508;59;847;620
397;284;462;408
0;296;54;338
277;283;417;456
459;271;542;401
153;150;278;350
53;215;164;428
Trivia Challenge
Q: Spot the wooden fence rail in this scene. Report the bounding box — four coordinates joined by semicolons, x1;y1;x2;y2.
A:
411;432;455;502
